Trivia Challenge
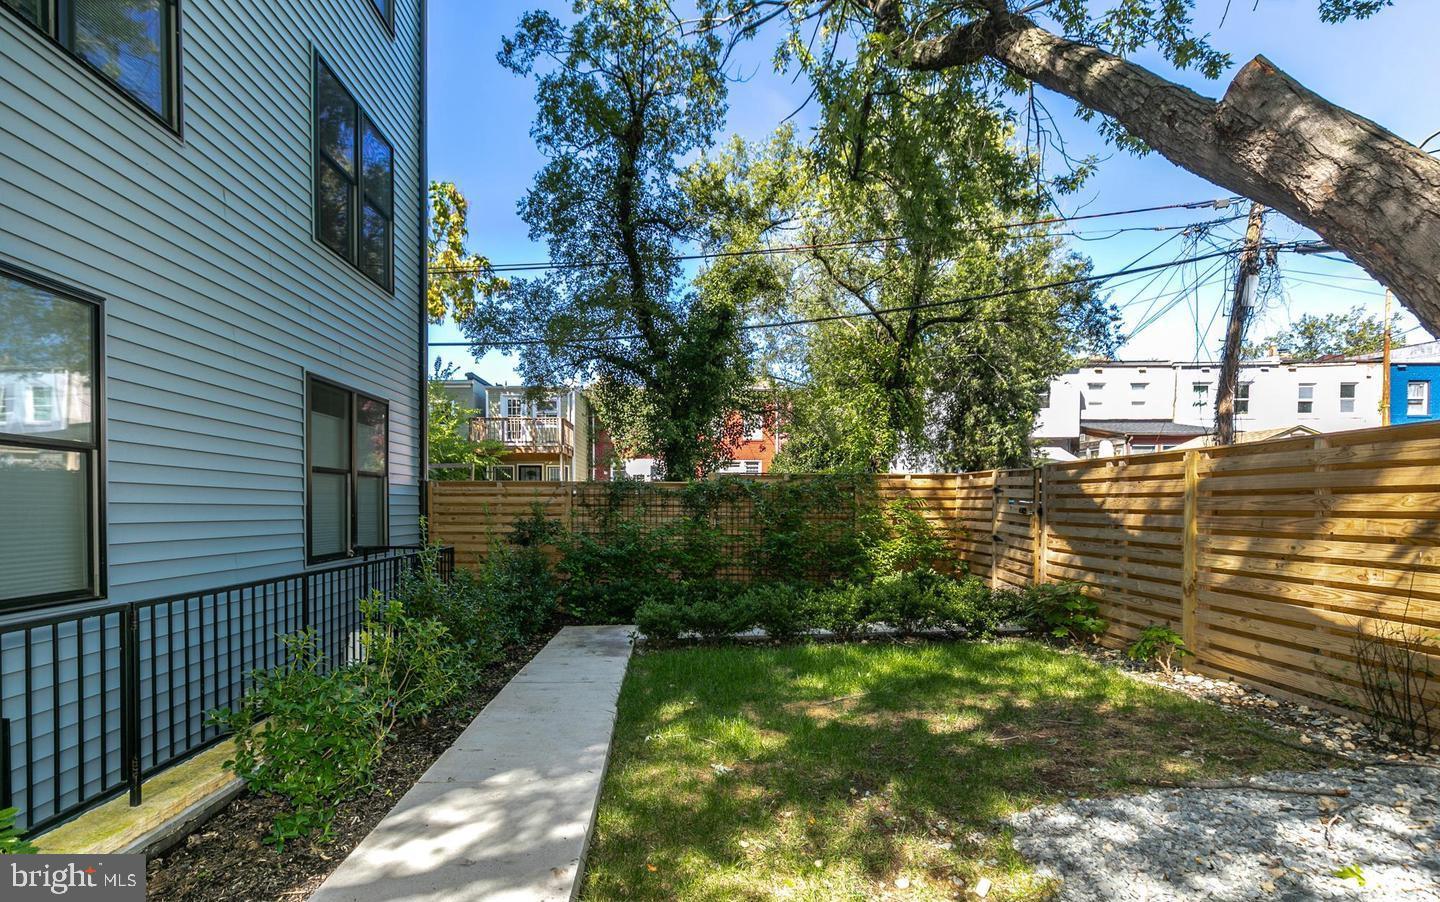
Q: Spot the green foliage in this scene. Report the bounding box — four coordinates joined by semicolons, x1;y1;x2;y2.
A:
427;361;504;480
634;581;754;644
427;181;507;324
933;577;1019;639
1331;863;1368;886
1244;304;1403;361
360;593;475;721
1017;583;1107;643
480;543;562;647
211;633;389;848
743;583;816;644
864;499;951;576
468;0;754;479
1126;624;1192;673
0;807;38;854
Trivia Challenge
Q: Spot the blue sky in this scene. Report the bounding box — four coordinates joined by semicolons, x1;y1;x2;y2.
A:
426;0;1438;382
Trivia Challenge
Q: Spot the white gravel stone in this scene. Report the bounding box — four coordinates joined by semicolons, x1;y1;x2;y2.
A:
1008;766;1440;901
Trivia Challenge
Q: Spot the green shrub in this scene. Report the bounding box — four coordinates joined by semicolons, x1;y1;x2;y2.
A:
1126;624;1191;673
481;543;561;645
634;580;754;643
558;522;672;622
864;499;952;577
395;558;493;663
811;583;873;640
211;633;388;848
1018;583;1107;643
361;593;475;721
635;599;687;644
0;807;37;854
744;583;818;643
932;576;1013;638
866;571;946;634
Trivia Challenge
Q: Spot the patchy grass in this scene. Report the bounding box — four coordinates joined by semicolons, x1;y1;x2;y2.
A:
582;639;1322;901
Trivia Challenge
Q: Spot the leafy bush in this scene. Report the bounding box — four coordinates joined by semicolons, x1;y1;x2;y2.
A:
744;583;818;643
212;633;388;848
634;580;754;643
361;593;474;721
481;542;561;646
558;522;673;623
394;556;492;664
864;499;952;577
811;583;873;641
1017;583;1107;643
1126;624;1192;673
933;576;1015;638
0;807;37;854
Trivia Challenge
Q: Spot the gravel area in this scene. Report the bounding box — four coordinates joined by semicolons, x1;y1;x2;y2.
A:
1009;764;1440;900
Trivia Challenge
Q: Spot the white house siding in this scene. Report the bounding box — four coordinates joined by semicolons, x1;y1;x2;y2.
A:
1;3;425;830
0;0;425;605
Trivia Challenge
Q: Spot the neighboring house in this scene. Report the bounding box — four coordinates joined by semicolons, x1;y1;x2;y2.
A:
2;0;426;831
446;375;593;481
1353;339;1440;425
595;408;784;480
1035;357;1383;458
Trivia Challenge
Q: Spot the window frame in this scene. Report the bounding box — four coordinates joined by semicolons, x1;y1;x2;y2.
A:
1407;380;1430;417
1297;382;1315;414
0;260;107;612
365;0;394;35
1;0;183;134
1235;382;1251;416
1339;381;1357;413
311;52;394;292
305;374;389;564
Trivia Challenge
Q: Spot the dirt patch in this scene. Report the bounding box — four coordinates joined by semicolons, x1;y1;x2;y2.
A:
145;630;556;902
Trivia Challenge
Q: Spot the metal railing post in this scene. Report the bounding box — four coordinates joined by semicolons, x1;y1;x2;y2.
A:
120;604;142;807
1;717;12;811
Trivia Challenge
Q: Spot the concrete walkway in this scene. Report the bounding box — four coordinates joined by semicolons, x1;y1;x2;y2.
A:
310;625;634;902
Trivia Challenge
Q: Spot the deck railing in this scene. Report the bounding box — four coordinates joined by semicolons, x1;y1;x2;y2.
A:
0;545;455;835
471;416;575;453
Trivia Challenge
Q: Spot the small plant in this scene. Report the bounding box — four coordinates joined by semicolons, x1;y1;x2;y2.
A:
0;807;38;854
1352;596;1438;748
811;583;872;641
934;578;1016;639
1018;583;1107;643
361;593;475;721
864;499;951;577
1331;863;1367;886
1126;624;1192;673
211;633;389;848
745;583;818;643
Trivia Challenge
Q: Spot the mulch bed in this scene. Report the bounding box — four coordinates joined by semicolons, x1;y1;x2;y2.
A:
145;629;558;902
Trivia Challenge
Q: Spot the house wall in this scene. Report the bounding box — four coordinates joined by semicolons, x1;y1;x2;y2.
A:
1391;362;1440;424
1;0;426;606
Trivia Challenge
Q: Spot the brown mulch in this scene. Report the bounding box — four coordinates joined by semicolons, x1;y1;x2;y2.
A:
145;630;557;902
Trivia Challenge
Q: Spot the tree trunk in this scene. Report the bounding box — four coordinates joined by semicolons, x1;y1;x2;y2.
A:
890;7;1440;333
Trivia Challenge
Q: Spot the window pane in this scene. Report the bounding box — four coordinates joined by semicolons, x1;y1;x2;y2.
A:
0;273;95;443
309;381;350;470
355;475;385;547
310;472;348;558
2;0;44;27
71;0;168;116
316;161;352;259
315;64;356;175
360;203;391;287
361;121;392;216
0;447;90;602
355;398;387;473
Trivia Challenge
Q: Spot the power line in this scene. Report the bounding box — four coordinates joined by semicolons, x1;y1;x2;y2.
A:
429;243;1316;350
430;196;1245;275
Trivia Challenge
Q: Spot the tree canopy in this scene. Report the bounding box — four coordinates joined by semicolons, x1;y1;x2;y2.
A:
1244;306;1403;362
460;0;758;479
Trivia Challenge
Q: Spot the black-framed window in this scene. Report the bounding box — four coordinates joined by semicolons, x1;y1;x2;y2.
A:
0;264;104;609
1;0;182;130
366;0;393;33
313;53;393;291
307;376;388;562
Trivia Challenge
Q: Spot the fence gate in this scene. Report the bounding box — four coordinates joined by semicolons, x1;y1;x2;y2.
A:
990;468;1038;591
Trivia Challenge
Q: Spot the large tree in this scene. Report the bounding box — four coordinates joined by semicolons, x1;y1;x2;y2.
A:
1244;305;1404;361
704;1;1440;335
463;0;755;479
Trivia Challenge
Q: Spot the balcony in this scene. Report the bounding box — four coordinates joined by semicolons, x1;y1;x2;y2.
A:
472;416;575;454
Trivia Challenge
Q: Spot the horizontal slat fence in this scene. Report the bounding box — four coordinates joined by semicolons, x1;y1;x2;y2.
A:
430;422;1440;719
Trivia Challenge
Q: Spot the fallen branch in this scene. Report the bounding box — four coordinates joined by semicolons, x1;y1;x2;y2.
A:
1127;778;1350;797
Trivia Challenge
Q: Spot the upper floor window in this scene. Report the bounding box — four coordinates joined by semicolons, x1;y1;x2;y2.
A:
2;0;180;128
0;265;103;609
367;0;393;31
1235;382;1251;415
313;54;393;291
1297;383;1315;414
1339;382;1357;413
1407;380;1430;417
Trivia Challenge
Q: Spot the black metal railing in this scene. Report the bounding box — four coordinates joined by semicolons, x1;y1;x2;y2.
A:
0;545;455;835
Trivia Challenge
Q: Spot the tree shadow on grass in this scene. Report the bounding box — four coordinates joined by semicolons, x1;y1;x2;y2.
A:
583;639;1326;900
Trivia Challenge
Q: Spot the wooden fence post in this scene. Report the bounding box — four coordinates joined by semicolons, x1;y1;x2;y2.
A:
1181;450;1200;663
989;469;1001;592
1031;465;1047;585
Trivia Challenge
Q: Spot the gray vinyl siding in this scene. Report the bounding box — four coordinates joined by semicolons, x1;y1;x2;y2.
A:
0;0;426;607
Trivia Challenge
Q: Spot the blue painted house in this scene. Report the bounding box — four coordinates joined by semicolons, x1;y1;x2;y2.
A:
1388;341;1440;423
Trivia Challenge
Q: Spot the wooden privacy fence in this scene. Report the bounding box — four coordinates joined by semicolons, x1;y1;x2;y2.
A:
430;421;1440;717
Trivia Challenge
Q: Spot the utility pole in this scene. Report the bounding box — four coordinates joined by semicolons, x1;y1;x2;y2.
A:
1214;202;1266;446
1381;288;1393;426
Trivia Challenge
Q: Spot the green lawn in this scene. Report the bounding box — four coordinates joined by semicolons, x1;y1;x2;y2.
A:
582;639;1322;901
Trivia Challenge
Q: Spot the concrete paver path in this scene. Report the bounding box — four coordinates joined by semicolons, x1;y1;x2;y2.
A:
310;625;634;902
